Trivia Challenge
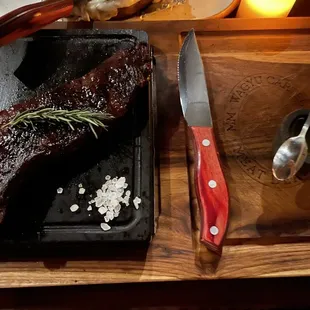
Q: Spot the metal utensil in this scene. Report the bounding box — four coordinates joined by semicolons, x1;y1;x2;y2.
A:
177;29;229;255
272;113;310;181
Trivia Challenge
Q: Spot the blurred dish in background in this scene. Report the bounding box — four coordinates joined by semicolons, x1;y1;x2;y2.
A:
135;0;240;20
69;0;240;21
71;0;153;21
0;0;240;22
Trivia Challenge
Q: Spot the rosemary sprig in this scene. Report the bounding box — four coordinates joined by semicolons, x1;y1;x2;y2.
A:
2;108;114;139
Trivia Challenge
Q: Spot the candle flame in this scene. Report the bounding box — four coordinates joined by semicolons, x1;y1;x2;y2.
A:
246;0;296;17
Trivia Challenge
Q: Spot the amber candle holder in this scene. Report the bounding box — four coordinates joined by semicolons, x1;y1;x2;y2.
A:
236;0;296;18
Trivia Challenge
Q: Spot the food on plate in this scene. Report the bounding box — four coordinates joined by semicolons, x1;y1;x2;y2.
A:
0;42;152;223
71;0;153;21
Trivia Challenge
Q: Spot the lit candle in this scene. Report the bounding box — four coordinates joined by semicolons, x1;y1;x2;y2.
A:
236;0;296;18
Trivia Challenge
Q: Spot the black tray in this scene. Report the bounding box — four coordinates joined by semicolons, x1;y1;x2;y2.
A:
0;29;156;252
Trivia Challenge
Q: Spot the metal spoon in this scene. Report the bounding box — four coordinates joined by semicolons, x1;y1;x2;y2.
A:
272;113;310;181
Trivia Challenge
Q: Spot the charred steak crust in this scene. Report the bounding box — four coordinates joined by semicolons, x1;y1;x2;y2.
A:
0;43;152;223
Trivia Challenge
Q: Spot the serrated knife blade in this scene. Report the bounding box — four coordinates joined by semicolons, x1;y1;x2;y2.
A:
178;29;212;127
178;29;229;255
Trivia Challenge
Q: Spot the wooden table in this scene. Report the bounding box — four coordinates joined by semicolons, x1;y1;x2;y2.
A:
1;17;310;289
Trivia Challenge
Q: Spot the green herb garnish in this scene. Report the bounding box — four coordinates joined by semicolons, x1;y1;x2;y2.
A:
2;108;113;139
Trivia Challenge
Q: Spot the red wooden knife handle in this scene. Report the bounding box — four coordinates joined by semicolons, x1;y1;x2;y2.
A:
190;126;229;255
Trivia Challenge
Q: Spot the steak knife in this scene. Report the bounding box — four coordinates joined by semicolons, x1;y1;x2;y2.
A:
177;29;229;255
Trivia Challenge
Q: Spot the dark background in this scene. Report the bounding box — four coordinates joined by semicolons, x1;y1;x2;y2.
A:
2;277;310;310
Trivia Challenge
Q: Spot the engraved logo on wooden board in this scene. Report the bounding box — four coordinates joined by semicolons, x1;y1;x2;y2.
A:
224;74;308;187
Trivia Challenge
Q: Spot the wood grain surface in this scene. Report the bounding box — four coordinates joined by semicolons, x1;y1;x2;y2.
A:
184;30;310;240
1;18;310;288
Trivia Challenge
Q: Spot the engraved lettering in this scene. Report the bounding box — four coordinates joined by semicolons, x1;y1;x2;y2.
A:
225;112;237;131
247;165;256;175
283;81;292;91
257;169;266;179
241;82;250;91
275;78;285;90
254;75;262;84
237;154;251;167
230;93;240;103
236;89;246;98
267;75;276;84
244;77;255;87
226;73;305;187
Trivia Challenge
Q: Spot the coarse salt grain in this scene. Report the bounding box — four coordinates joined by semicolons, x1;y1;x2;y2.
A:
94;196;104;208
85;176;143;227
70;204;79;212
115;177;125;188
78;183;83;188
100;223;111;231
96;189;103;197
110;199;119;208
87;206;92;211
115;204;121;213
98;206;107;215
57;187;63;194
79;188;86;195
106;210;114;220
123;195;130;206
133;197;142;210
109;192;117;200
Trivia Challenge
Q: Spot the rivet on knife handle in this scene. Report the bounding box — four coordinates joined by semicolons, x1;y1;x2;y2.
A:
190;126;229;254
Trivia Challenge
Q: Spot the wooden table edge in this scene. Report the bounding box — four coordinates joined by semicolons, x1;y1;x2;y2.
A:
1;17;310;288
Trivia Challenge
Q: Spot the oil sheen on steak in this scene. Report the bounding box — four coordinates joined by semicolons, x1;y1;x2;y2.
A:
0;42;152;223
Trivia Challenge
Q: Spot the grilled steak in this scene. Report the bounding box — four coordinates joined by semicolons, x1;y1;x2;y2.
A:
0;42;152;223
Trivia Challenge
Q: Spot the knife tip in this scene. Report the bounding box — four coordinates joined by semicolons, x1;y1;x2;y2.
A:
177;28;197;83
185;28;197;47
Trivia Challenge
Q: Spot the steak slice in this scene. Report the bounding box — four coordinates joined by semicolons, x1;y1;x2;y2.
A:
0;42;152;223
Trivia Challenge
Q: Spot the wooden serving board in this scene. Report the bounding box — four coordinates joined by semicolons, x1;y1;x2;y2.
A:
2;18;310;288
183;29;310;240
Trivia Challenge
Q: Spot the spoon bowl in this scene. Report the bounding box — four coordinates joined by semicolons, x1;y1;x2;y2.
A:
272;112;310;181
272;136;308;180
